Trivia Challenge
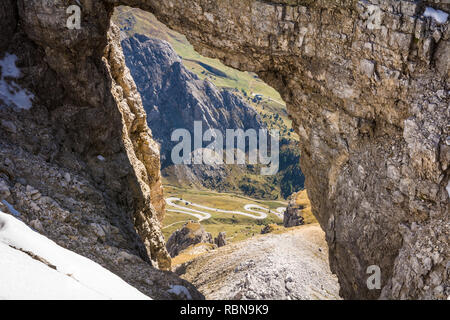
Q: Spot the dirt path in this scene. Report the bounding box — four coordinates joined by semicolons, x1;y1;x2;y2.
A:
176;224;341;300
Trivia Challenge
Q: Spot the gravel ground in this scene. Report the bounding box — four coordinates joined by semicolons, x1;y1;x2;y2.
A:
176;224;341;300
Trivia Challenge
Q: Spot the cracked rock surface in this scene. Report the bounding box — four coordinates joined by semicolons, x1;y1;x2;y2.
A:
114;0;448;299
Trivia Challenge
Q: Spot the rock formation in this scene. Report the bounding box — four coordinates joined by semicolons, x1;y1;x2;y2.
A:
0;0;448;300
283;192;305;228
214;232;227;248
166;222;215;257
121;34;268;191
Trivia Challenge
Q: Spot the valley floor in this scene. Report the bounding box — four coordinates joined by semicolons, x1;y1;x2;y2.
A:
176;224;341;300
162;186;288;243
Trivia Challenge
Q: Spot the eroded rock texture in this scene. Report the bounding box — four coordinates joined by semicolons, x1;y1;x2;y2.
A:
166;222;215;258
0;0;448;300
0;0;206;299
109;0;448;299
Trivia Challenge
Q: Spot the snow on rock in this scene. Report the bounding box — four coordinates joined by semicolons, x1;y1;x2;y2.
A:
168;285;193;300
0;211;150;300
424;7;449;24
0;53;34;110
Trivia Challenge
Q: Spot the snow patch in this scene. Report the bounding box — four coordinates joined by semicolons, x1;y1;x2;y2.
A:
424;7;449;24
97;155;106;161
0;53;34;110
0;211;150;300
168;285;193;300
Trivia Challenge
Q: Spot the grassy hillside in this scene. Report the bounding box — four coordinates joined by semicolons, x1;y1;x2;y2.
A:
163;186;318;265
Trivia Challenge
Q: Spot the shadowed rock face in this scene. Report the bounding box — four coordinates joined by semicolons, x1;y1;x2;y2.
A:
0;0;448;299
113;0;449;300
9;0;170;269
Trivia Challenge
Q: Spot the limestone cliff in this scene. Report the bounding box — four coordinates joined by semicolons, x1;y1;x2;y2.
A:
0;0;448;300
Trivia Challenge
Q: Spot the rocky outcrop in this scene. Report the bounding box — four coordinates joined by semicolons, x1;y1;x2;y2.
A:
1;0;448;300
166;222;215;257
283;192;305;228
214;232;227;248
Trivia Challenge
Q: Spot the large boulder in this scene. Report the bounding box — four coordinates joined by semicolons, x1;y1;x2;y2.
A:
283;192;305;228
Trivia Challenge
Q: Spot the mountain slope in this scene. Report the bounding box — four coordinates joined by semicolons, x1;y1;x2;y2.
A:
113;7;297;142
176;224;340;300
121;34;265;166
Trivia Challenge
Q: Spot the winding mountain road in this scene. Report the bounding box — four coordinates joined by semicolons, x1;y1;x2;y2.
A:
165;197;285;221
178;224;341;300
